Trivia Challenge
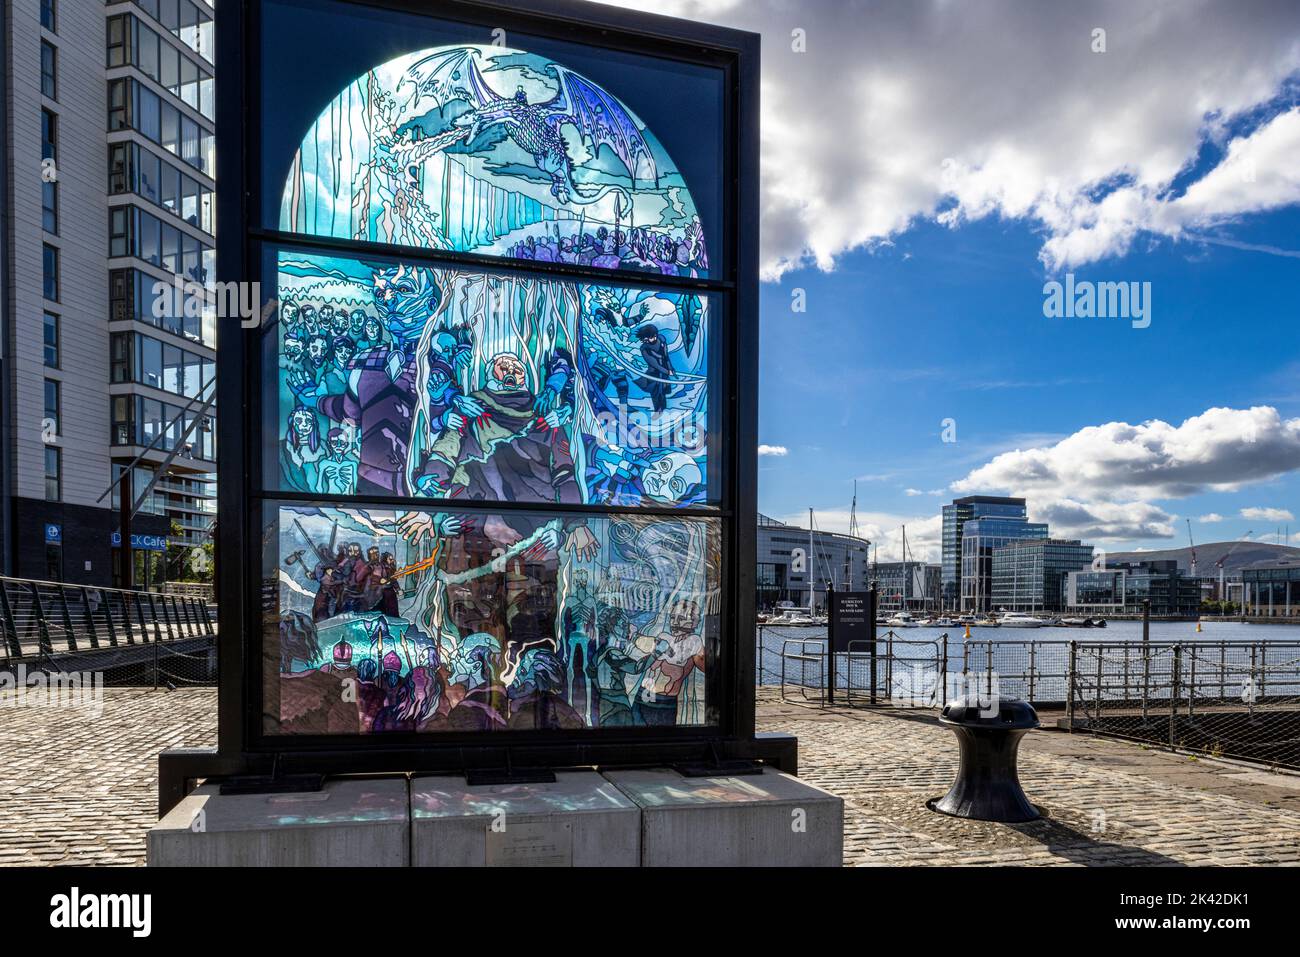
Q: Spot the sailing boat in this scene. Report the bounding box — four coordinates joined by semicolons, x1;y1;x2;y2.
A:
804;508;828;623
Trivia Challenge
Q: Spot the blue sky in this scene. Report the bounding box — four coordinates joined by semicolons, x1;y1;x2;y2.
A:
601;0;1300;560
758;209;1300;560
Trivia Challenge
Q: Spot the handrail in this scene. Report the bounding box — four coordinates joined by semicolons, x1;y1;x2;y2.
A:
1065;638;1300;770
0;574;215;665
0;573;180;601
778;637;827;704
760;626;1300;714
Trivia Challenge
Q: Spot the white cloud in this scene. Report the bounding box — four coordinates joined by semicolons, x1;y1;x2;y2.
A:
947;406;1300;543
1252;530;1300;544
758;444;788;456
1241;506;1296;522
780;509;942;563
1198;513;1225;523
1030;499;1176;543
1043;108;1300;269
904;488;924;496
952;407;1300;503
600;0;1300;278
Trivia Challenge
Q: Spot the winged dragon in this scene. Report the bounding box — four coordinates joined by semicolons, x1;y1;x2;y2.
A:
397;46;658;207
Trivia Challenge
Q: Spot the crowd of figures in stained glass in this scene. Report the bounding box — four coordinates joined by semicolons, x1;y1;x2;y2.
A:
269;504;718;733
275;251;710;507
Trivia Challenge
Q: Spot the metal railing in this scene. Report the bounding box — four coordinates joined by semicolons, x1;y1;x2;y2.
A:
0;575;216;685
759;623;830;687
1066;640;1300;770
163;581;215;601
958;639;1074;705
771;627;950;708
764;625;1048;705
779;637;827;704
845;634;947;707
762;625;1300;770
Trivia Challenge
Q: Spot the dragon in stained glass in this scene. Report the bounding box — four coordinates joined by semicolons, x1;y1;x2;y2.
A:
398;47;658;206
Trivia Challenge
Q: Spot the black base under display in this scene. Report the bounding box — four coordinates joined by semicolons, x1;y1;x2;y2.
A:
218;772;326;797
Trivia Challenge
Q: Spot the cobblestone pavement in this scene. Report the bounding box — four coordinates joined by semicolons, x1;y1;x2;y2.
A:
0;688;216;866
2;686;1299;865
756;688;1300;865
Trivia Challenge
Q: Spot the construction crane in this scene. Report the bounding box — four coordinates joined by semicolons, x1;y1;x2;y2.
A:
1186;518;1197;577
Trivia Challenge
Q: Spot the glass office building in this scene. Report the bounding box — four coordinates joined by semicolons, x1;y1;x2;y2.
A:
1;0;217;586
1242;558;1300;618
959;517;1048;612
1065;561;1200;617
990;538;1095;612
941;496;1027;608
1065;570;1126;612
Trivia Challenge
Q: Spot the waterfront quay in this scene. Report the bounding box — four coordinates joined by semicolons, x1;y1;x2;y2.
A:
2;686;1299;866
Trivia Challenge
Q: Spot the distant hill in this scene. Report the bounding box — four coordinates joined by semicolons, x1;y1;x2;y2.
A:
1104;541;1300;574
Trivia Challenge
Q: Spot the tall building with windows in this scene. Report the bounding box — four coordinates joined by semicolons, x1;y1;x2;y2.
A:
1;0;216;586
959;516;1049;612
1242;557;1300;618
872;561;942;612
941;495;1027;608
990;538;1095;612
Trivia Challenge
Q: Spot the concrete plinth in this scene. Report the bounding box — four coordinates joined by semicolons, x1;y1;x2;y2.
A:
147;777;409;867
604;767;843;866
410;771;639;867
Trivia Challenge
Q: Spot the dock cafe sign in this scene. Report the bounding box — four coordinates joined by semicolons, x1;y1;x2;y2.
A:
111;532;169;552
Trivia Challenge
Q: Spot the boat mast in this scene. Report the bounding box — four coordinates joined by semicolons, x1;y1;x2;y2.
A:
902;524;909;610
808;507;816;614
847;480;859;591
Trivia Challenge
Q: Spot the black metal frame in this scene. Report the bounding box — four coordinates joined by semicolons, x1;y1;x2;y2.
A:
160;0;781;812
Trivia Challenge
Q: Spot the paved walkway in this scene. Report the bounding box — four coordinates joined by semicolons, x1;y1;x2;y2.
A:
2;686;1298;865
757;688;1300;865
0;688;216;866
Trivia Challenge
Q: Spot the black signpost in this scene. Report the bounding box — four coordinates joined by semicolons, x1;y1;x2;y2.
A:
156;0;791;814
828;588;872;704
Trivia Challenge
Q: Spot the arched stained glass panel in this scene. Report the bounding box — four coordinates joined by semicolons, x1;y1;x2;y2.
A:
278;45;710;278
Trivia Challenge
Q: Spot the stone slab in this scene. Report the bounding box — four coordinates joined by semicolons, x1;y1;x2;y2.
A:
604;767;843;866
147;777;409;867
411;771;639;867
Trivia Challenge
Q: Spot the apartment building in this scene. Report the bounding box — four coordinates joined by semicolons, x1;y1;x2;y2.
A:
1;0;216;586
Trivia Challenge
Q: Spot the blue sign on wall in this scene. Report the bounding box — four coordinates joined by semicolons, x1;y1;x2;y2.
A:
111;532;169;551
44;524;61;545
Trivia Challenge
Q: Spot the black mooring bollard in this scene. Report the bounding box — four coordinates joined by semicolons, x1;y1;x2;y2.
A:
931;696;1040;823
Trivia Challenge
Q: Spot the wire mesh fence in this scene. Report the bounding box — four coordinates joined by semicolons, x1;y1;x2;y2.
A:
843;634;947;707
1068;640;1300;770
759;625;1300;770
959;639;1073;705
759;624;828;688
762;625;950;707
